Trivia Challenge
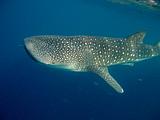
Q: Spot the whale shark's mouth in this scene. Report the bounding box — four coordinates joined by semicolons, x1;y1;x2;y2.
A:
24;38;53;65
24;38;40;63
24;44;39;63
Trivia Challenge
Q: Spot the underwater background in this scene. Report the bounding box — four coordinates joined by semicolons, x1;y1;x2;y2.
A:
0;0;160;120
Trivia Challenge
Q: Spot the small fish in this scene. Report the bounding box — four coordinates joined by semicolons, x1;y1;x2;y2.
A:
24;32;160;93
107;0;160;10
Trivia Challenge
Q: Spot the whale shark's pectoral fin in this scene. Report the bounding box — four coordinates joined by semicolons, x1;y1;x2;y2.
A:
91;67;124;93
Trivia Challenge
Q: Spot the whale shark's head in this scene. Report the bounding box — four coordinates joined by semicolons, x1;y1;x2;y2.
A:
24;36;54;64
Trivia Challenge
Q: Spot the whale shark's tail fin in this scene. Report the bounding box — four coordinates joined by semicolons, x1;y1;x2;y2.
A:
157;42;160;55
158;42;160;48
153;41;160;57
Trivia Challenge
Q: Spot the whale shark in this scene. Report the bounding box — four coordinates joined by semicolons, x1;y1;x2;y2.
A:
24;32;160;93
107;0;160;10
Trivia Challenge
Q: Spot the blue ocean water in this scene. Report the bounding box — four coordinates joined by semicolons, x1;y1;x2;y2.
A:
0;0;160;120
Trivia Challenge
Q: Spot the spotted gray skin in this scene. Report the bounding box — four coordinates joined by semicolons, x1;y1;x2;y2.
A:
107;0;160;10
24;32;160;93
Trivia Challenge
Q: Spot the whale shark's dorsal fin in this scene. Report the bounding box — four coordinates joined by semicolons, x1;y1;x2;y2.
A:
127;32;146;44
90;67;124;93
